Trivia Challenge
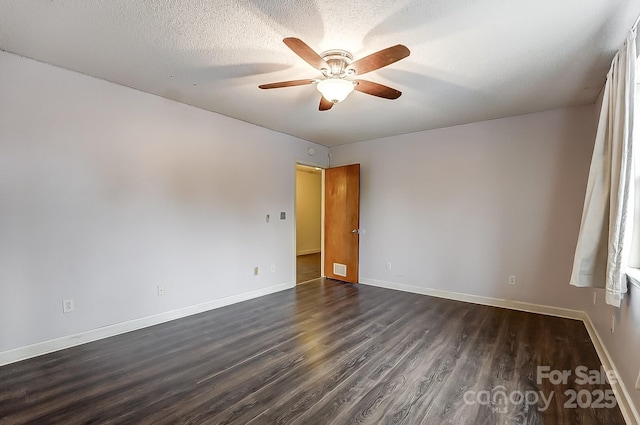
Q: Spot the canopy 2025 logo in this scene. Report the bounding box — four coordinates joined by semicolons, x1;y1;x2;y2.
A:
463;366;618;413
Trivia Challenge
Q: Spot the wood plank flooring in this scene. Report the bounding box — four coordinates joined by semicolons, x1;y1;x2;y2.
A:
296;253;321;284
0;279;626;424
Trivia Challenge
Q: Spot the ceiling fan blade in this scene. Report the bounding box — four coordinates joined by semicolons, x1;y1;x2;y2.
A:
259;79;316;89
348;45;410;75
283;37;329;71
319;96;334;111
354;80;402;99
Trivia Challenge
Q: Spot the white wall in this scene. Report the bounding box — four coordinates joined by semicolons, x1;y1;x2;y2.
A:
295;168;322;255
330;104;640;415
586;284;640;413
331;105;597;309
0;51;329;353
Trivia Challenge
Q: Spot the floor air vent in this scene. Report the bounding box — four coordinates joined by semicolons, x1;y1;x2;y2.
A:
333;263;347;277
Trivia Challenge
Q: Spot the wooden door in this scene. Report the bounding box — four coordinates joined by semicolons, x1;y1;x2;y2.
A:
324;164;360;283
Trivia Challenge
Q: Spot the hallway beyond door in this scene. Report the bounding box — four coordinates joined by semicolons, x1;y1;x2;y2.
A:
296;253;321;284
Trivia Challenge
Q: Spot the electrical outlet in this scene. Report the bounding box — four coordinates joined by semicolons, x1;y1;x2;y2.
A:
266;214;270;223
270;264;276;272
157;285;166;296
254;266;259;276
62;299;74;313
508;275;517;285
593;292;597;305
386;261;392;270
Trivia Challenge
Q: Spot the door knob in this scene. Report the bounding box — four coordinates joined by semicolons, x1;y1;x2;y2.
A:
352;229;359;234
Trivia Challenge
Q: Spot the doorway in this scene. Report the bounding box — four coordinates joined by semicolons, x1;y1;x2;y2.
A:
295;164;323;284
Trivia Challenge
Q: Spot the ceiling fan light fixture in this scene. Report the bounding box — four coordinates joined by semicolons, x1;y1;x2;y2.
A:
259;38;410;111
316;78;355;103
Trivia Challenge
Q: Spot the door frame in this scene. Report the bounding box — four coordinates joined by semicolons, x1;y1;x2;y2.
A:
294;162;326;283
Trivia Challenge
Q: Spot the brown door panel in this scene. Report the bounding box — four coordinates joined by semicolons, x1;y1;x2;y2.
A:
324;164;360;283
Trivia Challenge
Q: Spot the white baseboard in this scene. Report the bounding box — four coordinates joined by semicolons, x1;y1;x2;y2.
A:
297;249;321;256
360;277;638;425
360;278;584;319
0;281;293;367
582;313;640;425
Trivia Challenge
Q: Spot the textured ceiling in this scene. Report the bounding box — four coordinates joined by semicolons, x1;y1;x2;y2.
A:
1;0;639;146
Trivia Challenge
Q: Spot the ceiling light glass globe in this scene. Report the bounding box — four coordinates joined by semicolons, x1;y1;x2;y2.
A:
317;79;355;103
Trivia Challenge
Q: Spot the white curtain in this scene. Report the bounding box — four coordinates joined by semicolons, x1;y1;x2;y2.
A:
570;25;636;307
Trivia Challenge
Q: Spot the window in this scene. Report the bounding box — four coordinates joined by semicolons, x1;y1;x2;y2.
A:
624;56;640;286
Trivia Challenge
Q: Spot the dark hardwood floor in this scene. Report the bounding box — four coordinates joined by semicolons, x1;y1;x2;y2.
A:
296;253;321;284
0;279;625;424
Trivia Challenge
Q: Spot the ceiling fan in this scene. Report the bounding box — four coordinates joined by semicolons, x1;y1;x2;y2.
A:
259;37;410;111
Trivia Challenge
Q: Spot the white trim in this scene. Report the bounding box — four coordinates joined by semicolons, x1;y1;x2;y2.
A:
296;249;321;256
360;278;583;319
320;168;325;278
0;281;293;367
360;277;639;425
582;313;640;425
625;267;640;288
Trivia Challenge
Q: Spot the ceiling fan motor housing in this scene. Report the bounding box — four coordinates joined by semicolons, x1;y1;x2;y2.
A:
320;50;354;78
